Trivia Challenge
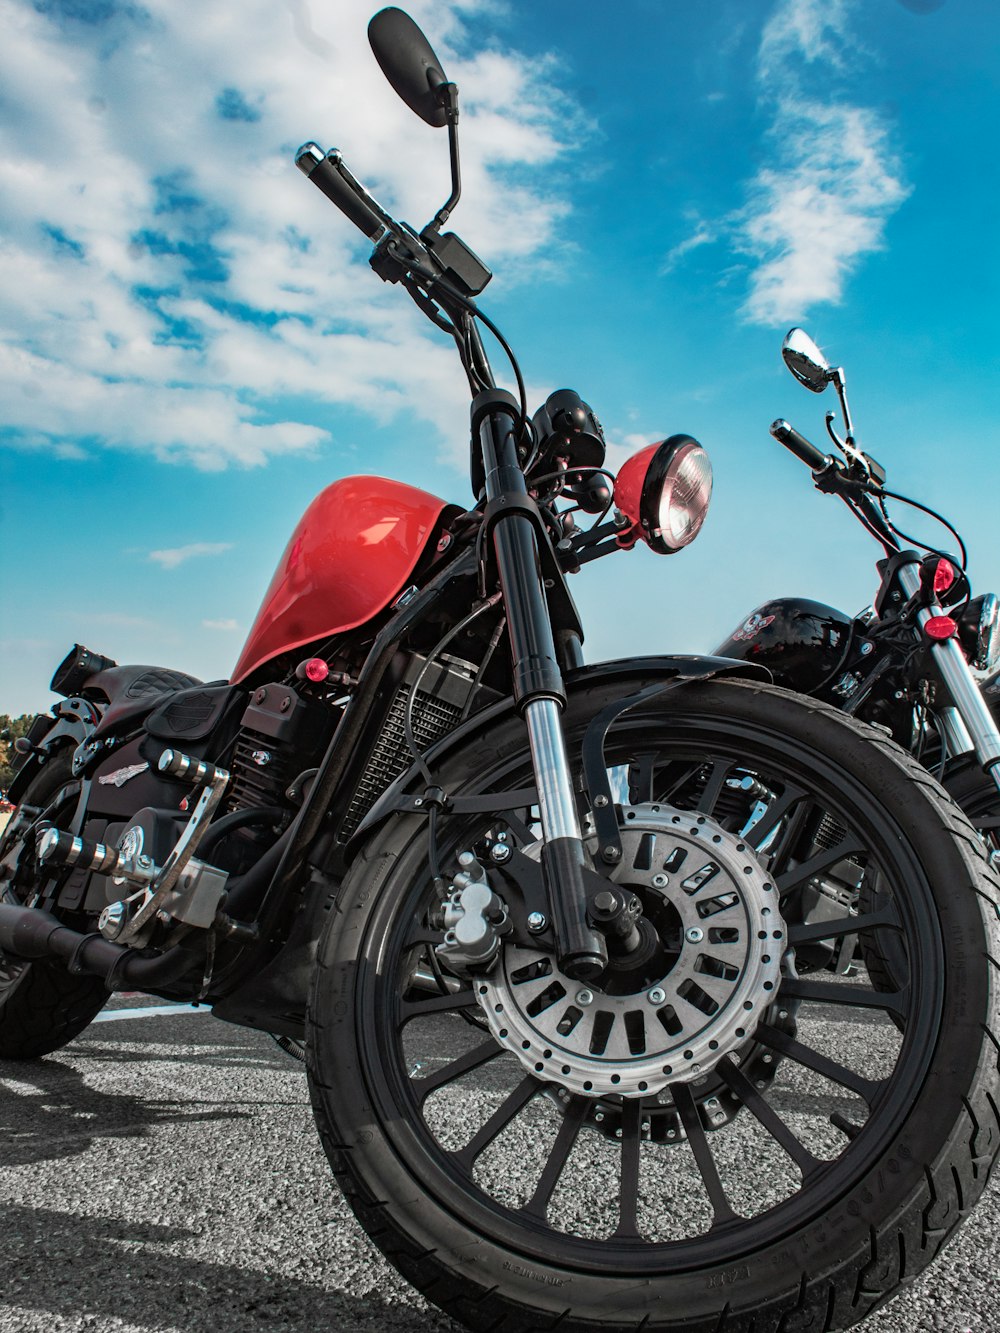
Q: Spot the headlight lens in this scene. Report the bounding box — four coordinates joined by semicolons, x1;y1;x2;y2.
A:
958;592;1000;672
614;435;713;554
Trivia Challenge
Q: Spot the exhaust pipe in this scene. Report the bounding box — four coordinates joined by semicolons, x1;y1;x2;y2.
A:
0;902;201;990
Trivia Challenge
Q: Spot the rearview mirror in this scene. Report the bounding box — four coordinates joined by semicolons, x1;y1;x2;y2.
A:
782;328;833;394
368;7;451;128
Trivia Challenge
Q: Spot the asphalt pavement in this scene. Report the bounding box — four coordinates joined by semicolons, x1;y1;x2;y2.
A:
0;1000;996;1333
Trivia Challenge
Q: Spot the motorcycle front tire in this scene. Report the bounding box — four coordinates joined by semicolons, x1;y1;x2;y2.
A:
307;679;1000;1333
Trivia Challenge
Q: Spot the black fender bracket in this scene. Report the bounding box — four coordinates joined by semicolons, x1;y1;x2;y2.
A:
346;654;770;857
6;699;100;803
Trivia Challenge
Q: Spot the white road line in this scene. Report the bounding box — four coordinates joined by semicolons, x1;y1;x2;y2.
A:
92;1004;212;1023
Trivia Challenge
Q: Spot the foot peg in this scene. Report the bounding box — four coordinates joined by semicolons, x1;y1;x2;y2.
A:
37;829;125;875
37;748;232;947
158;749;229;788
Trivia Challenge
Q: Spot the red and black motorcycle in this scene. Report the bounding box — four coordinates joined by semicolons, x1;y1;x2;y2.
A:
2;12;998;1333
717;327;1000;974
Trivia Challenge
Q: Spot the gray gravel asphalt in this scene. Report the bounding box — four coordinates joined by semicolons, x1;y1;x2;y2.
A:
1;1000;996;1333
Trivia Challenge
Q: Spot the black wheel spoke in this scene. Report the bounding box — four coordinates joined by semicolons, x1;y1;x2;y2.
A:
500;810;539;846
401;989;480;1022
780;977;905;1018
695;760;734;815
413;1038;505;1104
451;1075;540;1171
659;760;708;805
717;1057;823;1179
774;838;865;895
521;1094;590;1220
741;782;807;849
787;905;901;946
613;1099;644;1240
672;1082;740;1227
628;752;657;804
830;1111;865;1140
755;1022;883;1105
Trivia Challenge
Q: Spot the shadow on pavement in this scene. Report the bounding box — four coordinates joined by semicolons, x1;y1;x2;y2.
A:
0;1058;252;1168
0;1201;460;1332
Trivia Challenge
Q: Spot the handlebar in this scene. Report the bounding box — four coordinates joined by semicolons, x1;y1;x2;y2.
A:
296;143;387;240
770;418;834;472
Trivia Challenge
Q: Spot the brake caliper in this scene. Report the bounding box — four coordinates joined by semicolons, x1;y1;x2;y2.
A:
435;851;511;976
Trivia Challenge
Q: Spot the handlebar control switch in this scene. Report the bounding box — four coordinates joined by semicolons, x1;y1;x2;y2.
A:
422;230;492;296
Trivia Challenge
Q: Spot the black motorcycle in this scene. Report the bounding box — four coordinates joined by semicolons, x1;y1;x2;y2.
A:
2;12;998;1333
718;327;1000;974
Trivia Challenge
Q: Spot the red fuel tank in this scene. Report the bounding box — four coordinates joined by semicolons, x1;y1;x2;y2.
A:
231;475;449;683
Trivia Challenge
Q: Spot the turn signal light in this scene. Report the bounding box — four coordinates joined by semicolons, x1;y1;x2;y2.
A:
919;552;967;606
932;559;957;595
924;616;958;642
297;657;330;682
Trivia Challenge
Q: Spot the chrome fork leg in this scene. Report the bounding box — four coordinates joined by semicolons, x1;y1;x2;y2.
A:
524;697;606;980
524;698;584;842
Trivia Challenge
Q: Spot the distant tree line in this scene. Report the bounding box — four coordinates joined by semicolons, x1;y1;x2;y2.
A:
0;714;39;792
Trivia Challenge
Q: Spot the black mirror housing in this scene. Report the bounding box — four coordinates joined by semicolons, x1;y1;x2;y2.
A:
368;7;451;127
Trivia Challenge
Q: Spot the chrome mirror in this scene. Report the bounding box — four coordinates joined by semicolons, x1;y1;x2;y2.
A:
782;328;833;394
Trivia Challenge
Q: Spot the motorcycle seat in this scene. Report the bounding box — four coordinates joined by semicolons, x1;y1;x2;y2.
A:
86;665;204;738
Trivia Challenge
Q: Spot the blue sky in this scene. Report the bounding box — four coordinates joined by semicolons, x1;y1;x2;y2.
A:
1;0;997;716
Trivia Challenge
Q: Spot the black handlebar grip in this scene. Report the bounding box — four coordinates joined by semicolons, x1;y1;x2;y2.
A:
296;143;385;239
770;419;831;472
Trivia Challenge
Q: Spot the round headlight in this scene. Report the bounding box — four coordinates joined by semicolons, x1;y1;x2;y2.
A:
614;435;713;554
959;592;1000;673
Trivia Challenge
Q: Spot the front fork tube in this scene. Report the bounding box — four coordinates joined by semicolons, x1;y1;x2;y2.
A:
898;565;1000;794
476;392;606;979
525;697;606;979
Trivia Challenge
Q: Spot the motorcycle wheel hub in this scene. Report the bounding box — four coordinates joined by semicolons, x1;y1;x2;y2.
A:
478;803;785;1098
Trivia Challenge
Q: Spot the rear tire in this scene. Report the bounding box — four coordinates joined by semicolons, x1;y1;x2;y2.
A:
307;679;1000;1332
0;753;108;1059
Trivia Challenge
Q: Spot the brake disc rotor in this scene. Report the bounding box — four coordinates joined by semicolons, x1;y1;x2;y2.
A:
478;803;785;1099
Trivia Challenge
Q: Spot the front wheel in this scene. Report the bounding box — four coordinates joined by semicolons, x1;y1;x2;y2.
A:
307;680;1000;1332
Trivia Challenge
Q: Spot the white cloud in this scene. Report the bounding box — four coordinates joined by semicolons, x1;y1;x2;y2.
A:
757;0;854;77
739;99;908;325
734;0;908;325
0;0;587;470
202;618;240;631
660;219;716;275
148;542;234;569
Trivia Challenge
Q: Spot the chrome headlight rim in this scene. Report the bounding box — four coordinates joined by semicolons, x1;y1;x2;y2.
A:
960;592;1000;673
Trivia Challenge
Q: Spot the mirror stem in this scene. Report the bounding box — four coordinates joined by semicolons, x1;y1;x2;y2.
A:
426;84;461;235
830;367;856;445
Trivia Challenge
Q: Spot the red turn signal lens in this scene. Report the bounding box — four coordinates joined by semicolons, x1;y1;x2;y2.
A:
932;559;957;595
924;616;958;641
297;657;330;682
